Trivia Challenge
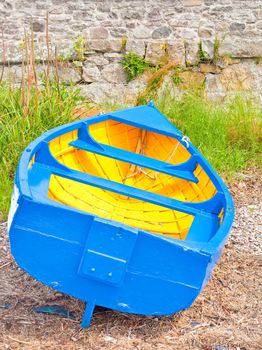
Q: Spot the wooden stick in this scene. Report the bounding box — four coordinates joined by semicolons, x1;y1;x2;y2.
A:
7;336;31;345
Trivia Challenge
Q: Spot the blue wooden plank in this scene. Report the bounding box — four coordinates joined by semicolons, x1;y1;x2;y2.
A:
105;103;182;138
70;139;198;183
186;214;220;242
79;218;138;286
32;160;221;218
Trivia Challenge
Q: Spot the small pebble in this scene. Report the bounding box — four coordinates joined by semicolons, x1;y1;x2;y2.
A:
104;335;117;344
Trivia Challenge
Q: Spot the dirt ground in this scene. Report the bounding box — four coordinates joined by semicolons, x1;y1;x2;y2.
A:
0;169;261;350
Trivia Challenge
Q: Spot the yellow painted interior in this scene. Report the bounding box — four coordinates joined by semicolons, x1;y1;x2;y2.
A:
48;120;217;239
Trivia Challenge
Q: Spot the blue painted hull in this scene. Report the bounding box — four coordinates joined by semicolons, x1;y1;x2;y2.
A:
8;103;234;327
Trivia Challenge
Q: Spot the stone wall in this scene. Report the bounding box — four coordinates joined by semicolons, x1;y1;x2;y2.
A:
1;0;262;103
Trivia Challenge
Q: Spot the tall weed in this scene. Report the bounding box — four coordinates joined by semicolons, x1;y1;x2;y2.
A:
0;81;84;219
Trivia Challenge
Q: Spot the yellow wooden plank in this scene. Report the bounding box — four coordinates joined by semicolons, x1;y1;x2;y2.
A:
47;123;216;240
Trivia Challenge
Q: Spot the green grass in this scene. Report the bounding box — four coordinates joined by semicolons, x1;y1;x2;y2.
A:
121;52;152;82
0;81;261;221
157;92;261;177
0;81;85;220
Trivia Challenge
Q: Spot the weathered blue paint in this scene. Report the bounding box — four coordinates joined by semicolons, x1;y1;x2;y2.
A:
8;103;234;328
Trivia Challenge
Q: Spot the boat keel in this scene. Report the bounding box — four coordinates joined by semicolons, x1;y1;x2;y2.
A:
81;301;96;328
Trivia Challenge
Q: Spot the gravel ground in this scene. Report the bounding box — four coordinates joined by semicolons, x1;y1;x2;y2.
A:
230;204;261;255
0;169;261;350
229;170;261;255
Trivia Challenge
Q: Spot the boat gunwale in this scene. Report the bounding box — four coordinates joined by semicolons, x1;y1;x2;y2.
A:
14;104;235;255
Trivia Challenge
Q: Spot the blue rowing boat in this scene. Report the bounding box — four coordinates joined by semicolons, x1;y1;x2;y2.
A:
8;102;234;328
